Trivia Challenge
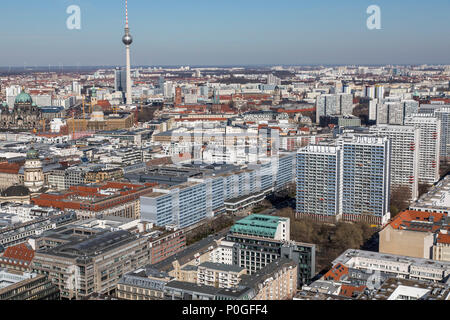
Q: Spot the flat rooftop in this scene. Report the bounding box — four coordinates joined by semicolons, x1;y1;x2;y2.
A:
333;249;450;271
358;277;450;300
412;175;450;211
198;262;245;273
0;269;35;290
230;214;287;238
36;230;140;260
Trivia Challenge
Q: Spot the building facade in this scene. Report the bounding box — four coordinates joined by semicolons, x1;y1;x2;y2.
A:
369;125;420;200
31;230;151;299
296;134;391;225
405;114;441;184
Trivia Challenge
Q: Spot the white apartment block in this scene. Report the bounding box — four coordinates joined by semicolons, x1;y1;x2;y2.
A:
405;114;441;184
372;99;419;125
297;134;391;226
338;134;391;225
210;240;234;265
296;145;342;221
420;105;450;161
316;93;353;123
369;125;420;200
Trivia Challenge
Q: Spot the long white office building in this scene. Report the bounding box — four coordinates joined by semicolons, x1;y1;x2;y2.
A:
141;153;296;228
333;249;450;283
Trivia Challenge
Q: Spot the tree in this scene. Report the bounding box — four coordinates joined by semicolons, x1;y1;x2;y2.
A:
390;185;411;218
352;102;369;125
440;159;450;178
333;222;364;252
277;207;295;219
418;183;431;198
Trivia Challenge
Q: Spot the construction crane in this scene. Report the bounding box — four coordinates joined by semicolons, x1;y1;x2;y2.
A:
72;109;75;140
82;95;87;130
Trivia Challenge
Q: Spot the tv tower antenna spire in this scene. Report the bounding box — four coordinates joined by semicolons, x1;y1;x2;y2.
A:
122;0;133;105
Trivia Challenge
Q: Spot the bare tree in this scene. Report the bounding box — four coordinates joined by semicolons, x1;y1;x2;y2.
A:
390;185;411;218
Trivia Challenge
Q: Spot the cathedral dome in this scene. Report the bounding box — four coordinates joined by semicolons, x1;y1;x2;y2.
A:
92;105;103;112
26;148;39;160
15;91;33;104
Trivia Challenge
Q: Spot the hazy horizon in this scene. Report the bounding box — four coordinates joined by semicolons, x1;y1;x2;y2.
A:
1;0;450;66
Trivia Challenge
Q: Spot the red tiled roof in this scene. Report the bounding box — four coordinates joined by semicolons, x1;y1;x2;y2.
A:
32;181;155;212
97;100;111;107
0;243;35;267
323;263;348;281
146;157;173;166
340;285;366;298
386;210;448;233
437;232;450;244
0;162;22;174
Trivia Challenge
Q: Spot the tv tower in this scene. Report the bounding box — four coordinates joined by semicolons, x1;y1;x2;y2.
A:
122;0;133;105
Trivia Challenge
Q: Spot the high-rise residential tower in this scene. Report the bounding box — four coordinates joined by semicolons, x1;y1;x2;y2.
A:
296;134;391;226
338;134;391;225
316;93;353;123
419;104;450;162
405;114;441;184
369;125;420;201
374;99;419;125
296;145;342;222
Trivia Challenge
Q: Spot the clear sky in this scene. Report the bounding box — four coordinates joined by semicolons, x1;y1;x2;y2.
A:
1;0;450;66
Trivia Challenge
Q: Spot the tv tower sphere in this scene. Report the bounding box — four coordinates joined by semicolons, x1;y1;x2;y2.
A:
122;33;133;45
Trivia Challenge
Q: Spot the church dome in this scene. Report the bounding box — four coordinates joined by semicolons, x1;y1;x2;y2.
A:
92;105;103;112
15;90;33;104
26;148;39;159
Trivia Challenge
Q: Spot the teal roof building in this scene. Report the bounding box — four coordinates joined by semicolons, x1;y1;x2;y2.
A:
230;214;290;241
15;90;33;104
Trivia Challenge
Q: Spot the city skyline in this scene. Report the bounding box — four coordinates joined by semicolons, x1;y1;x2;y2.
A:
1;0;450;66
1;0;450;306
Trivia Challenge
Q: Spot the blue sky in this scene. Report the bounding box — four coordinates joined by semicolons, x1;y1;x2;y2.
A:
1;0;450;66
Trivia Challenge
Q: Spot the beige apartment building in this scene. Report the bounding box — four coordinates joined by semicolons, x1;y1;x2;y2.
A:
242;258;298;300
379;210;449;261
197;262;246;288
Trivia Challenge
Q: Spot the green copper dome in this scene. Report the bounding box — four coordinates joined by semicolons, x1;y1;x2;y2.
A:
26;148;39;160
15;90;33;104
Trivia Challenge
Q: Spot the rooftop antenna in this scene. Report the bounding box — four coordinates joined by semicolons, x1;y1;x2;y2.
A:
126;0;129;29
